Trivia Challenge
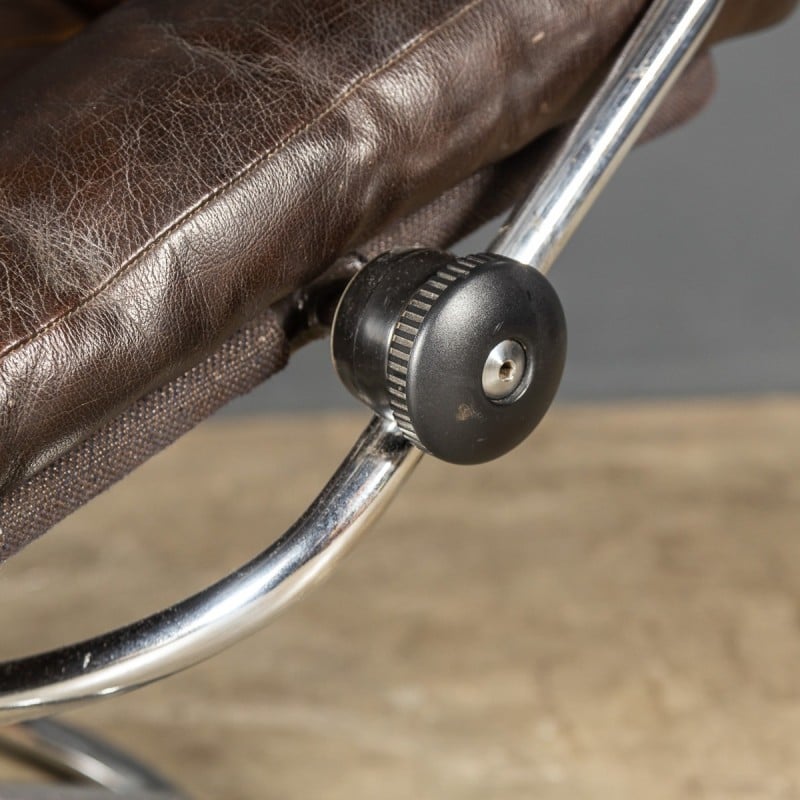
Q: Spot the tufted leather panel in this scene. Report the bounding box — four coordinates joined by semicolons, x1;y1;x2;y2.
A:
0;0;795;496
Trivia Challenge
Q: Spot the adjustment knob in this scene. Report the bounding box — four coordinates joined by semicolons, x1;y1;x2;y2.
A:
331;248;567;464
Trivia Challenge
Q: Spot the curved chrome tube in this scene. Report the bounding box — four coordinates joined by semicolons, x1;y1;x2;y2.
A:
0;0;723;722
0;418;420;722
0;719;182;796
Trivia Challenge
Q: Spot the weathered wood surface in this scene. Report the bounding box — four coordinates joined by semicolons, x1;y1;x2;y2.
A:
2;399;799;799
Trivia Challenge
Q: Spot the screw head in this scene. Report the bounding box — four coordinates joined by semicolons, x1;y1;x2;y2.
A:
482;339;528;401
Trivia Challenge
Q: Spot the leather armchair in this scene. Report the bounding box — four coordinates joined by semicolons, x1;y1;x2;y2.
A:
0;3;795;793
0;0;795;564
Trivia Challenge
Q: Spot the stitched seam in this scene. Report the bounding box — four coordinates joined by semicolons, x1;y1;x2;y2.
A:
0;0;485;361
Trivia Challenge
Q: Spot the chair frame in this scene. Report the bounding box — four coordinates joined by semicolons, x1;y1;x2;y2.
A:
0;0;724;791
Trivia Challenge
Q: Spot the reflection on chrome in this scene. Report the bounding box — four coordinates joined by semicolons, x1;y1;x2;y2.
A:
0;0;723;723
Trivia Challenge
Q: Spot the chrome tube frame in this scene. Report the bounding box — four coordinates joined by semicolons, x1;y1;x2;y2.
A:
0;0;723;723
0;719;182;796
0;417;420;722
491;0;722;272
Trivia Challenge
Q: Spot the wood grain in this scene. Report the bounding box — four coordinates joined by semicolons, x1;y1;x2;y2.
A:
1;398;799;798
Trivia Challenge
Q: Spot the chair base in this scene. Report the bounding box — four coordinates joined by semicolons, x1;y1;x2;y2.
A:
0;719;184;798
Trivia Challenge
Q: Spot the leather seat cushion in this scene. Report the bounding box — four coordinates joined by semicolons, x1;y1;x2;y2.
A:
0;0;89;86
0;0;795;501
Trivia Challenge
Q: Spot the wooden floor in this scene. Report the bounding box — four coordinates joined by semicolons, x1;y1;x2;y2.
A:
1;398;800;799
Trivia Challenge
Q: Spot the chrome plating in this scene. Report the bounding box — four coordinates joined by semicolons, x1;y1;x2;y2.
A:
0;719;181;796
491;0;724;274
0;418;419;722
0;0;722;723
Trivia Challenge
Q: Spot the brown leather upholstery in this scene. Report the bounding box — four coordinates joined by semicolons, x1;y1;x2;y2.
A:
0;0;85;44
0;0;795;501
0;1;85;86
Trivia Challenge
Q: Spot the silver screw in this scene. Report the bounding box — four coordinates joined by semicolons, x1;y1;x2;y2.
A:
482;339;527;401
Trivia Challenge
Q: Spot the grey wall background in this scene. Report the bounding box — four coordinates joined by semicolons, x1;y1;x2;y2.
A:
227;15;799;416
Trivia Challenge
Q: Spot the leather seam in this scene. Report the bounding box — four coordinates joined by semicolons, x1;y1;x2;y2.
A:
0;0;486;362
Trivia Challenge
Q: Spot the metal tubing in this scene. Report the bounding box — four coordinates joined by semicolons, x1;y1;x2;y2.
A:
491;0;724;273
0;719;181;796
0;418;420;722
0;0;722;722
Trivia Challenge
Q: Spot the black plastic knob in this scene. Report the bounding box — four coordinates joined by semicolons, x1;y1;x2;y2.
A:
331;248;567;464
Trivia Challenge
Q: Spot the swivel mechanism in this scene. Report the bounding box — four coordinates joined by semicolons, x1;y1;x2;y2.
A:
331;248;567;464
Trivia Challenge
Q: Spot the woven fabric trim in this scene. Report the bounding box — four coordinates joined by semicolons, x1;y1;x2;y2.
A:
0;309;288;563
